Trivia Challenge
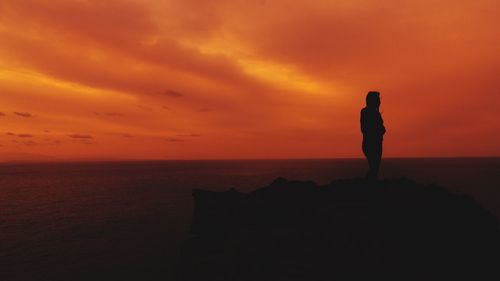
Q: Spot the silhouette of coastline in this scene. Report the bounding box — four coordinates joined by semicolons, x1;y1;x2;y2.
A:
177;178;500;280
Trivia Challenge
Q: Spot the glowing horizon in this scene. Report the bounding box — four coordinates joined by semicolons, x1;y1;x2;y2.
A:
1;0;499;161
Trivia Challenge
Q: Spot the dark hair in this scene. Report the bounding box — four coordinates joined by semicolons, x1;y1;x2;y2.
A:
366;91;380;108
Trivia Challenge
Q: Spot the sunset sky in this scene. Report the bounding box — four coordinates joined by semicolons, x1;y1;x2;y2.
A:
1;0;499;161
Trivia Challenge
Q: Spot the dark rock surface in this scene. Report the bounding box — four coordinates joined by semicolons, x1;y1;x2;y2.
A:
177;178;500;280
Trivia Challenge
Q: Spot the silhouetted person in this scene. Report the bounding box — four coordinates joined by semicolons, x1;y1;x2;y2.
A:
361;91;385;180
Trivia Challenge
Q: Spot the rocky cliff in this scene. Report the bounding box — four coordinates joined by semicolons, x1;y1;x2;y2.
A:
177;178;500;280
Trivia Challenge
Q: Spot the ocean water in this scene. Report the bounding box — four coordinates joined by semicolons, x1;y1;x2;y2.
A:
1;158;499;280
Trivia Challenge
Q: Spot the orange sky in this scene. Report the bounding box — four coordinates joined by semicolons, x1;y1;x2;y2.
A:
1;0;499;161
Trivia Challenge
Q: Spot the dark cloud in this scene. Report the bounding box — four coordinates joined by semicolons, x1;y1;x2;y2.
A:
44;130;50;133
70;139;94;145
197;108;211;112
161;106;170;110
121;134;134;138
176;134;201;137
68;134;93;139
164;89;183;98
17;134;34;138
0;112;5;116
6;132;15;136
14;112;35;117
165;137;185;142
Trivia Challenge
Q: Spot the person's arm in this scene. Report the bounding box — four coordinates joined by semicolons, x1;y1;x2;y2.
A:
379;112;386;135
360;109;367;134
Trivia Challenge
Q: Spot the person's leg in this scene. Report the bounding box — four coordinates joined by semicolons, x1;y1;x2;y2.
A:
371;141;383;180
366;153;377;180
362;140;373;180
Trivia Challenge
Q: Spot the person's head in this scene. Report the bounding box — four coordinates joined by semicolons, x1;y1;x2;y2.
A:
366;91;381;109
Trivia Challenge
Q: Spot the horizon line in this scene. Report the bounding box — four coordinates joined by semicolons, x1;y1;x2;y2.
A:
1;155;499;164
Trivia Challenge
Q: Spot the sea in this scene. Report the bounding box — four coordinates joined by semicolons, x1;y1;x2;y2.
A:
1;158;499;280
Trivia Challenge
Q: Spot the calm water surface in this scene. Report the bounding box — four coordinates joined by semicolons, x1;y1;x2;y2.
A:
1;158;499;280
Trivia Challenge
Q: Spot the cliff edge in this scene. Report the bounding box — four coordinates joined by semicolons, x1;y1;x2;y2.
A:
177;178;500;280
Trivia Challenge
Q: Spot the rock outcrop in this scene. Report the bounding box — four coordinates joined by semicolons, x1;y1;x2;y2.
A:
177;178;500;280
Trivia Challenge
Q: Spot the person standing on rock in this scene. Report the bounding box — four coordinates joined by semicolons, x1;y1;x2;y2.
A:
360;91;386;180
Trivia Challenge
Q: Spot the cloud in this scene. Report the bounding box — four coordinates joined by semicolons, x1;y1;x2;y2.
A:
17;134;34;138
0;0;269;102
121;134;134;138
13;112;35;117
0;0;499;158
0;112;5;116
11;139;36;146
165;137;185;142
105;112;125;117
68;134;93;139
164;89;183;98
93;112;125;117
176;134;201;137
137;105;153;111
69;138;94;145
44;130;50;133
22;141;37;146
6;132;15;136
94;112;126;117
